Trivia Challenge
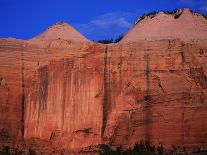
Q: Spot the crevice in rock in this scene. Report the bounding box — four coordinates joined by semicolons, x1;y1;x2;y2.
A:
145;54;150;90
125;111;133;141
101;45;111;137
189;67;207;89
75;128;92;134
0;76;3;86
0;76;8;89
21;49;25;140
174;13;182;19
50;131;55;141
118;45;123;84
180;44;186;67
61;60;68;132
166;40;176;71
49;130;62;141
155;75;166;93
166;40;173;52
199;48;205;55
144;95;152;102
144;51;152;142
109;123;119;146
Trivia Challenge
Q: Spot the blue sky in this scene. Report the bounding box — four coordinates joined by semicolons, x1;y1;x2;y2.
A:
0;0;207;40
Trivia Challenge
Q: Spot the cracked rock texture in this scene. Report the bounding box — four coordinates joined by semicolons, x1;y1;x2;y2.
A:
0;38;207;152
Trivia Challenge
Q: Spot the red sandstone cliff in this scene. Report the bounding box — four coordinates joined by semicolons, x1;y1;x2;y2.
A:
0;9;207;154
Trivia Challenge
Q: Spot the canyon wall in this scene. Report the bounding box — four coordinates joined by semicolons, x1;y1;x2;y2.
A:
102;40;207;149
0;39;24;141
1;38;206;152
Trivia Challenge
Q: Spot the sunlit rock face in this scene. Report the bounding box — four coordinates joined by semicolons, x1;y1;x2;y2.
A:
121;9;207;42
0;39;25;141
0;38;102;149
101;40;207;149
0;10;207;153
1;37;206;152
24;42;104;149
31;22;90;42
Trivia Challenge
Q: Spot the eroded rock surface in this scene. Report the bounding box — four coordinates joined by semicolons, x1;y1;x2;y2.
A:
0;10;207;153
0;38;207;153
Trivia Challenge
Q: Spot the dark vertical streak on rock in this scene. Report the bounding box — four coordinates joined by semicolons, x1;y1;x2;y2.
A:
21;49;25;140
189;68;207;89
181;43;187;145
38;66;48;111
182;107;185;145
118;45;123;84
180;44;186;67
62;60;67;132
145;53;150;100
181;43;186;145
126;110;132;141
101;45;110;137
166;40;176;70
144;52;152;142
37;65;48;130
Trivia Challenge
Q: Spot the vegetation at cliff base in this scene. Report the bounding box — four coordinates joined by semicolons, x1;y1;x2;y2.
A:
99;140;164;155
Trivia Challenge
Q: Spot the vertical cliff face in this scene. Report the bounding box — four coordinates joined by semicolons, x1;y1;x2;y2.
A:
24;51;104;149
102;40;207;149
0;39;26;141
0;13;207;153
20;39;207;150
0;38;100;147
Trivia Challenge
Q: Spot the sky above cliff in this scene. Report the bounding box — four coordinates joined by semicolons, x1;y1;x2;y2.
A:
0;0;207;40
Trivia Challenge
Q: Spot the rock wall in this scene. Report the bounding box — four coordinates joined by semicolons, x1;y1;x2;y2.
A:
102;40;207;149
0;39;25;141
0;39;207;151
24;49;104;149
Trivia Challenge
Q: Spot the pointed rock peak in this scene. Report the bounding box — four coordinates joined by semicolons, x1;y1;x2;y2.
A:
181;8;193;14
31;21;89;42
174;8;193;18
54;21;69;25
48;21;71;29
